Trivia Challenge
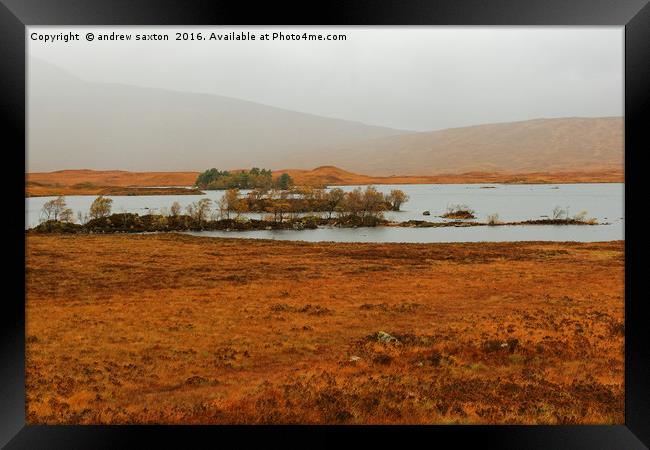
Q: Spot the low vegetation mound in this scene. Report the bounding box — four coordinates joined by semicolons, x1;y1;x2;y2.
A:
441;204;476;220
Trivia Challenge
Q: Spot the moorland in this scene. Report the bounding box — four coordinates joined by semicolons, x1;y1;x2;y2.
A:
26;165;623;197
26;234;624;424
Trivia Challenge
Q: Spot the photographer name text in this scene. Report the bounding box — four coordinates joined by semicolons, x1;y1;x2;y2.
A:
30;31;348;44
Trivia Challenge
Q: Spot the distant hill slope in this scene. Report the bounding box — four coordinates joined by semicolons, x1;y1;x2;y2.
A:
28;59;408;172
28;169;199;188
27;165;623;196
290;117;623;176
278;165;623;185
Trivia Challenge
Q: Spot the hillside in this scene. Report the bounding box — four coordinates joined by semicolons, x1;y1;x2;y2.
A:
29;60;622;177
28;169;199;188
28;58;408;173
290;117;624;176
281;166;623;186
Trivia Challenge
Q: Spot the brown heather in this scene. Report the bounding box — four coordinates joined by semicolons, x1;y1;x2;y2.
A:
26;166;623;197
26;234;624;424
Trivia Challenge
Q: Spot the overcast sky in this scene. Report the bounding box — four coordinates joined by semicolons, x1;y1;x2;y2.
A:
28;26;623;131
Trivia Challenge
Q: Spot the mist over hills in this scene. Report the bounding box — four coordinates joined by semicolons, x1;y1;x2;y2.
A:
303;117;623;175
29;58;623;176
28;59;408;172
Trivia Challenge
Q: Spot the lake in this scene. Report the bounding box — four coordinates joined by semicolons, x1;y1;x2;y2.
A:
26;183;624;242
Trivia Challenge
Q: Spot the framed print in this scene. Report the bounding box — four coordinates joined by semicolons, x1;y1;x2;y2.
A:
1;0;649;448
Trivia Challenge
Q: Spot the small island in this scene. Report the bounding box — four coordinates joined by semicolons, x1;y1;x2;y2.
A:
440;204;477;220
28;184;600;235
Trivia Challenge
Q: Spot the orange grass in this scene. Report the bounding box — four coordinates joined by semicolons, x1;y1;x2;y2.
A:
26;234;624;424
26;166;623;196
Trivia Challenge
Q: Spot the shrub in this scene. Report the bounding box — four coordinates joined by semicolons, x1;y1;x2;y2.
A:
552;206;569;220
486;213;500;225
443;204;476;219
573;210;588;222
186;198;212;223
170;201;182;217
573;211;597;224
31;220;82;233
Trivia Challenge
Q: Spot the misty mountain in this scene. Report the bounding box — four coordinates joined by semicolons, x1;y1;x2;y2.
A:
28;58;409;172
289;117;624;175
29;59;623;176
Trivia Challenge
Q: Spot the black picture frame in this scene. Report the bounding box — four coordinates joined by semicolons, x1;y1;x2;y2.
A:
2;1;648;448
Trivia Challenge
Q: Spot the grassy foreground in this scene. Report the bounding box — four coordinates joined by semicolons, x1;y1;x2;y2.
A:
26;234;624;424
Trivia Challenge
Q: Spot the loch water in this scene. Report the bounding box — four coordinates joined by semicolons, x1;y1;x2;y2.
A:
26;183;624;243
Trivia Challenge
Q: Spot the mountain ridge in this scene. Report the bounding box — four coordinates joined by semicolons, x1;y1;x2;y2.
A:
29;58;623;176
294;116;623;176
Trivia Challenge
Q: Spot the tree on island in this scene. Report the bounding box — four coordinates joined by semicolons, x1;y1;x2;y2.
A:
170;201;182;217
265;191;292;223
186;198;212;224
277;173;293;190
40;196;74;223
194;167;293;190
218;188;245;219
89;196;113;220
359;186;386;219
386;189;410;211
195;168;231;188
324;188;345;219
194;167;272;190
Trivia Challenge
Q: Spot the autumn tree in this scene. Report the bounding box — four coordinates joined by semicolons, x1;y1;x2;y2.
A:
40;196;74;222
263;190;291;222
218;189;243;219
342;187;364;217
59;209;74;223
360;186;387;219
170;201;182;217
308;188;328;216
324;188;345;219
246;188;268;211
274;198;291;223
386;189;409;211
89;196;113;220
186;198;212;224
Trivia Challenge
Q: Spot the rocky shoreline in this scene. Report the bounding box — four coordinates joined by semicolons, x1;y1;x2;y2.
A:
27;213;601;234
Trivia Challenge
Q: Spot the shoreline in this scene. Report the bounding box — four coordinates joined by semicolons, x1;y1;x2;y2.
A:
28;214;603;235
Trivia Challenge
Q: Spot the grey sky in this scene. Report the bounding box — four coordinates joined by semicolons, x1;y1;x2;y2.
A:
28;26;623;131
